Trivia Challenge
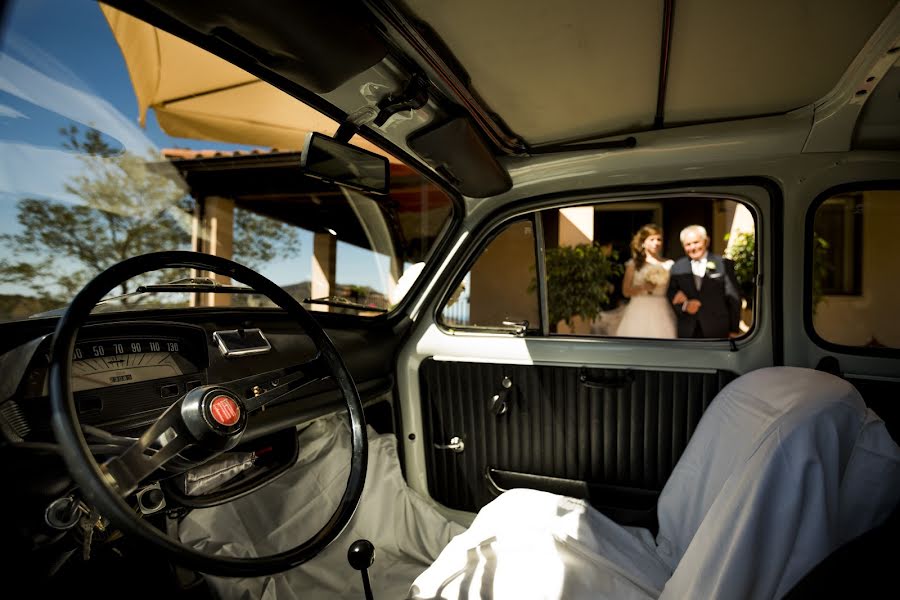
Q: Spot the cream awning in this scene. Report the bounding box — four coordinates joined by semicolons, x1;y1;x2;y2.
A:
101;5;392;159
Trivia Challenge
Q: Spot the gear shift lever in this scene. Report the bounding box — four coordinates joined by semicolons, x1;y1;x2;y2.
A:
347;539;375;600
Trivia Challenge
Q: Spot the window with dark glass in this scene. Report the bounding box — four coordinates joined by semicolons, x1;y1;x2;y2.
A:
814;194;863;296
811;190;900;349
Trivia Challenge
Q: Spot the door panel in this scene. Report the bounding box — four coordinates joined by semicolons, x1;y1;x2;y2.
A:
399;183;776;520
420;359;736;521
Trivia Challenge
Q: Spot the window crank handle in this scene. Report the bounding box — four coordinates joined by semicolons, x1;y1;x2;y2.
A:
434;436;465;453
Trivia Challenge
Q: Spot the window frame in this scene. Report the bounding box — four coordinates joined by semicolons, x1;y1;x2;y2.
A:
803;181;900;358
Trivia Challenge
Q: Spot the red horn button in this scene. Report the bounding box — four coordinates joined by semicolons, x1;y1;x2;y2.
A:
209;395;240;426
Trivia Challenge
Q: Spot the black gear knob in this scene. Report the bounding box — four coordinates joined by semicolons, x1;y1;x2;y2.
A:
348;539;375;600
347;539;375;570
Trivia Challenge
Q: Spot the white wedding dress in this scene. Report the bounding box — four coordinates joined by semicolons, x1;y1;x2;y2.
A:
615;258;677;338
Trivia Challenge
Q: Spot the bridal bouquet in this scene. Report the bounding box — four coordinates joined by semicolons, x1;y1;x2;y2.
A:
643;266;668;287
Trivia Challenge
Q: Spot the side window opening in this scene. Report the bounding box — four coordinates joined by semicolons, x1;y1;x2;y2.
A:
437;196;758;342
439;218;540;334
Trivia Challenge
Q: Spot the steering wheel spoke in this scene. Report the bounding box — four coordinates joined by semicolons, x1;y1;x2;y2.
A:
102;404;194;496
235;356;330;413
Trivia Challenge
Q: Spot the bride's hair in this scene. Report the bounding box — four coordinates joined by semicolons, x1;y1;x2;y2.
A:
631;224;663;270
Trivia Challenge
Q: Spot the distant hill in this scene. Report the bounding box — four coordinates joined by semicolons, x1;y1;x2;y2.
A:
0;294;60;322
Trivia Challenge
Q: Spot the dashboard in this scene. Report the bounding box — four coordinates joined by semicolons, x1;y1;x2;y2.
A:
2;311;397;441
17;322;209;435
0;308;402;571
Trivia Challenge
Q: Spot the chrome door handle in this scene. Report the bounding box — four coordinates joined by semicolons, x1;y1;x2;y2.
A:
434;436;465;453
501;320;528;336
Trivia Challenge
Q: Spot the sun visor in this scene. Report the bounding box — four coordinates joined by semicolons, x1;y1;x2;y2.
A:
146;0;388;93
408;117;511;198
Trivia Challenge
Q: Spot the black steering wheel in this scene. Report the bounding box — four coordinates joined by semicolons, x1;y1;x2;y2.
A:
48;251;367;577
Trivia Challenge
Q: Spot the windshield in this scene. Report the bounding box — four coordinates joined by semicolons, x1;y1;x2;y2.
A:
0;0;453;321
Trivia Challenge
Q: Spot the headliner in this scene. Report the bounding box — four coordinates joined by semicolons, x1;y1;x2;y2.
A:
398;0;896;146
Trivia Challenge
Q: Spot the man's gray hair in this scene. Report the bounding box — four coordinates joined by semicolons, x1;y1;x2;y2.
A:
680;224;708;244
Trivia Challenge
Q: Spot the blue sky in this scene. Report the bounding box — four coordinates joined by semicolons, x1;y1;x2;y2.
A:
0;0;393;299
1;0;246;151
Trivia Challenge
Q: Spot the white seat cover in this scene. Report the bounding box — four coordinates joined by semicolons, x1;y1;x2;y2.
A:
179;416;464;599
410;367;900;599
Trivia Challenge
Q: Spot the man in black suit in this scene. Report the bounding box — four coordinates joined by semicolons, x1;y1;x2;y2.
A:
666;225;742;338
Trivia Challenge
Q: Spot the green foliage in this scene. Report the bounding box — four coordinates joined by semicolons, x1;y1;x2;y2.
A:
232;207;301;270
0;126;300;312
533;243;623;327
811;233;831;315
724;231;755;300
344;284;374;302
0;128;192;307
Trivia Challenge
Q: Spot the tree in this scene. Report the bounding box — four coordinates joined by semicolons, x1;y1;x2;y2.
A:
232;207;301;271
0;126;299;310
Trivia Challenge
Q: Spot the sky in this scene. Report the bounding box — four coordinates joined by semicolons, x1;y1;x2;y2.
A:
0;0;393;299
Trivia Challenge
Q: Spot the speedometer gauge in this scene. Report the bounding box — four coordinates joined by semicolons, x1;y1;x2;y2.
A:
25;336;199;397
71;351;184;392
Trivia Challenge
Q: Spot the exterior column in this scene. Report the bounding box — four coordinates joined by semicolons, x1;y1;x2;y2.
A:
311;231;337;312
557;207;595;334
192;196;234;307
558;206;594;246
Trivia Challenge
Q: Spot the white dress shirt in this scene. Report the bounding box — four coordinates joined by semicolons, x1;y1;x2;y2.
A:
691;253;708;289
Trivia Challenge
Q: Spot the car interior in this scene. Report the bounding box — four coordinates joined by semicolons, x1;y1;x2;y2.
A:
1;1;899;599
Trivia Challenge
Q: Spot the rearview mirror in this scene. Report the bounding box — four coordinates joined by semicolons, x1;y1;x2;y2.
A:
301;132;389;195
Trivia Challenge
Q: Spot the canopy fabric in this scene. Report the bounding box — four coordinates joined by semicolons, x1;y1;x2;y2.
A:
100;5;392;159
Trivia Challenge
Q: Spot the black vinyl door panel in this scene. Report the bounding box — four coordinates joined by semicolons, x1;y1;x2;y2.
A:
420;359;736;521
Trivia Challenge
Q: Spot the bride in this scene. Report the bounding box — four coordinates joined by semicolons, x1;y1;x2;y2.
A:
615;224;677;338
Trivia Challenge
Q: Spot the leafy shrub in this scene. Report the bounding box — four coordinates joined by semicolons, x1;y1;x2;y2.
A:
724;231;755;302
532;243;623;327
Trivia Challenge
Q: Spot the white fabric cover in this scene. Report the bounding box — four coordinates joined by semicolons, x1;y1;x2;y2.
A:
410;367;900;599
179;416;465;599
409;489;667;600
